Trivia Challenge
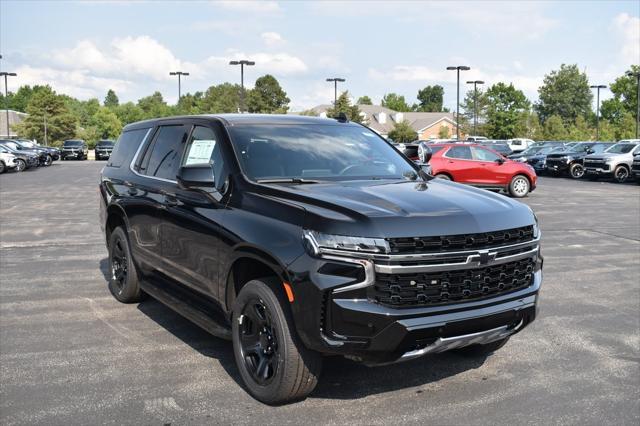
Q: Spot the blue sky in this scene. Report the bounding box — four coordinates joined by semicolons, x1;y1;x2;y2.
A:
1;0;638;111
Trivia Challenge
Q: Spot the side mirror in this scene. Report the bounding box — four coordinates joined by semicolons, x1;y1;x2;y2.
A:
495;157;505;165
177;164;215;189
418;142;432;164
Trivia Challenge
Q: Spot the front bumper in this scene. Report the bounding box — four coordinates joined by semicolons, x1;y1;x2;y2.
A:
288;238;542;364
546;159;571;173
585;167;612;176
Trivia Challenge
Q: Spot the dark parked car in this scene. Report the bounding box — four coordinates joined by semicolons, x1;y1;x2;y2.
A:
523;145;573;174
100;114;542;404
632;153;640;183
15;139;60;161
61;140;88;160
95;140;115;161
545;142;611;179
0;139;50;166
0;144;39;171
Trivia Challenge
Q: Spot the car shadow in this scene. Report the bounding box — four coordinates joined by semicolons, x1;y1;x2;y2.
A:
98;257;490;400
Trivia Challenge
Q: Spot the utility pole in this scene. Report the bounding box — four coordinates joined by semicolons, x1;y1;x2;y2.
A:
1;71;18;138
447;66;470;140
466;80;484;135
326;77;346;107
590;84;607;140
626;70;640;139
169;71;189;101
229;60;255;112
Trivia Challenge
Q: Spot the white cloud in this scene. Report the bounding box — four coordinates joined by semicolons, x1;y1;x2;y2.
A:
216;1;280;13
261;31;284;47
614;13;640;62
204;50;308;76
14;65;132;99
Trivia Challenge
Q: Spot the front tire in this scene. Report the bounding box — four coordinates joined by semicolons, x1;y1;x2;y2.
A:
0;161;5;174
613;165;629;183
569;163;584;179
508;174;530;198
108;226;144;303
434;173;452;180
232;279;322;405
43;155;53;166
14;159;26;172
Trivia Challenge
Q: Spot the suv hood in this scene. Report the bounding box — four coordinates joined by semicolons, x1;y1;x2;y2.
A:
585;152;625;161
253;179;534;238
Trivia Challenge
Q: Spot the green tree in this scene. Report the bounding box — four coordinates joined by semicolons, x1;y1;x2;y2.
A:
91;107;122;140
326;91;364;123
104;89;120;108
461;88;489;135
298;109;319;116
0;85;51;112
542;114;569;140
566;115;593;140
515;111;544;140
357;96;372;105
137;91;171;118
246;74;290;113
612;111;636;140
484;83;530;139
381;93;411;112
12;85;77;145
415;85;445;112
199;83;242;113
388;120;417;143
601;65;640;124
438;125;450;139
176;91;204;115
536;64;593;124
114;102;145;126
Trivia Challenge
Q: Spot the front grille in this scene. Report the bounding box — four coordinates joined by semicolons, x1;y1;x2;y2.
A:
387;225;534;254
585;160;608;170
371;258;535;307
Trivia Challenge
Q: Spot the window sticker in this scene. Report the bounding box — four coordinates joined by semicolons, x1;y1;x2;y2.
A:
185;139;216;165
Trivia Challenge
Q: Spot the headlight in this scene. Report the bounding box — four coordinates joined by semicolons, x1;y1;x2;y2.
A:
304;230;390;255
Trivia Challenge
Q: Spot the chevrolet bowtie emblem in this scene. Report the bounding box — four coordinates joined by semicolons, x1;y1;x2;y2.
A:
476;250;497;265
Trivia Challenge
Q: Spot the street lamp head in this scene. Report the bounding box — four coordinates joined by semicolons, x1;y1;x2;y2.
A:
590;85;607;89
446;66;457;70
466;80;484;85
326;77;346;82
0;72;17;77
182;72;190;76
459;66;471;71
229;60;240;65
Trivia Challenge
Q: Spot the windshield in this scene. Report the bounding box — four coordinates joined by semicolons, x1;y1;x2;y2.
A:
18;140;36;148
605;143;637;154
1;142;20;151
63;140;83;147
520;146;544;155
227;124;418;181
97;141;115;147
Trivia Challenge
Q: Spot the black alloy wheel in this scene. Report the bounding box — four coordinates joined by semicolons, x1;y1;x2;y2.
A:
110;236;128;295
614;165;629;183
238;299;280;385
569;163;584;179
43;155;53;166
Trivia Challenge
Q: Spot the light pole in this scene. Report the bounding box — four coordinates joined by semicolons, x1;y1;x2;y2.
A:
466;80;484;136
169;71;189;101
1;71;17;138
447;66;470;140
626;70;640;139
326;77;346;107
229;60;255;112
590;84;607;140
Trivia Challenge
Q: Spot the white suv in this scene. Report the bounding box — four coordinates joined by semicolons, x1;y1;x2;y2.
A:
0;151;17;174
507;138;534;153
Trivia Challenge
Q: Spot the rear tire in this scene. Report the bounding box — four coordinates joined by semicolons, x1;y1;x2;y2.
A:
508;174;530;198
453;337;510;356
0;161;5;174
108;226;144;303
232;279;322;405
435;173;452;180
569;163;584;179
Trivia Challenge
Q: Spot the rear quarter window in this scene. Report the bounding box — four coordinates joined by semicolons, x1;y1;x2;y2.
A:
107;128;150;168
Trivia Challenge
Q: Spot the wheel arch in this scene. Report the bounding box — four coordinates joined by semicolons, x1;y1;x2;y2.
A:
105;204;130;247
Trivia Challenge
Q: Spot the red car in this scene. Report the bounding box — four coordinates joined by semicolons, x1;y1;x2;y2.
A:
428;143;537;198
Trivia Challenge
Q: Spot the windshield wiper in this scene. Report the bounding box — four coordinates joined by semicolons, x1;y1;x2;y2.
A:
256;178;321;184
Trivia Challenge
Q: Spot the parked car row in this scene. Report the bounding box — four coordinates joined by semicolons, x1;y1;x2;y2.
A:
0;139;61;173
511;140;640;183
59;139;115;161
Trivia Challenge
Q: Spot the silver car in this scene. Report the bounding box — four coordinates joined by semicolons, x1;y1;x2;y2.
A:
583;140;640;183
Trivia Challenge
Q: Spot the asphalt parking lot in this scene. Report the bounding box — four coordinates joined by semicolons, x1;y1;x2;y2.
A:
1;161;639;425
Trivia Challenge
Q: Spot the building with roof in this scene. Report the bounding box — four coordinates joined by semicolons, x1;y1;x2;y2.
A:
305;104;460;140
0;110;28;138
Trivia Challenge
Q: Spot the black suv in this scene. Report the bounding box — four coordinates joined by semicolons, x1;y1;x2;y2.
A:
100;115;542;404
95;140;115;161
61;139;88;160
545;142;611;179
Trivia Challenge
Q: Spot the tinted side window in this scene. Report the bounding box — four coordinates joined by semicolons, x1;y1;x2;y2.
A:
446;146;472;160
140;125;189;180
183;125;227;190
472;146;501;161
107;128;150;168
